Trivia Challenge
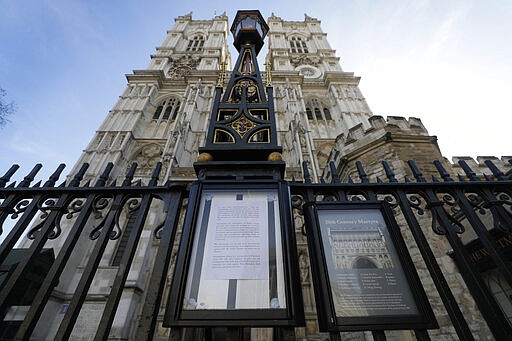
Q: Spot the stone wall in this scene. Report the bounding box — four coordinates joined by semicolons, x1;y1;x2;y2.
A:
324;115;511;183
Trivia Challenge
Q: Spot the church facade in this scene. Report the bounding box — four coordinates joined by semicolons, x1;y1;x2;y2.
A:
70;12;375;184
3;11;512;341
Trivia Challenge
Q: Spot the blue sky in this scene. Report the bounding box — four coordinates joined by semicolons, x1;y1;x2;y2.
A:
1;0;511;182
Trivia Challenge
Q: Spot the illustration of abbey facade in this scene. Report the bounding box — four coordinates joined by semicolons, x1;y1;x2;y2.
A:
6;11;512;341
328;227;394;270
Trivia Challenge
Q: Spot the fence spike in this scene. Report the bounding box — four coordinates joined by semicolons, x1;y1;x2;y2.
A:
329;161;341;183
149;162;162;186
484;174;492;181
58;180;67;187
407;160;426;182
404;175;411;183
122;163;138;186
7;182;16;188
43;163;66;187
302;161;312;184
457;160;479;181
458;174;465;181
94;162;114;187
109;179;118;187
484;160;507;181
348;175;354;183
291;176;296;183
355;161;369;183
433;160;454;182
135;179;142;187
431;175;439;182
382;160;398;183
0;164;20;188
18;163;43;187
69;163;89;187
32;180;42;188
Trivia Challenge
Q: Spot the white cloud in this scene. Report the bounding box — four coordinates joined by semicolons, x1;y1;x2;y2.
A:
8;131;62;162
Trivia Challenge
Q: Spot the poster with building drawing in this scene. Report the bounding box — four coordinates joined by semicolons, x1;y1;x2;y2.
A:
318;208;419;317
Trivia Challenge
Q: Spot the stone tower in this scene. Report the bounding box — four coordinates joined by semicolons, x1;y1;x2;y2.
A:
267;13;373;182
70;12;232;184
72;12;376;185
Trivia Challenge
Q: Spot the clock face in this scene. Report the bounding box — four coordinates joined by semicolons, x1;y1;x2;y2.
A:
296;65;321;79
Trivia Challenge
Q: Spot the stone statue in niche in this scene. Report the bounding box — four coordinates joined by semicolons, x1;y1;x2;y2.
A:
299;252;310;282
284;83;297;101
275;85;285;98
200;85;211;97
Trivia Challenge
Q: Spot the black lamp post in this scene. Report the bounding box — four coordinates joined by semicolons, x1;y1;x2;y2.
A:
164;11;304;333
231;10;268;54
198;10;281;163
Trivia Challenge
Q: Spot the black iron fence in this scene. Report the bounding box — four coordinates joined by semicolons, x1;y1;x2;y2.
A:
0;162;186;340
0;158;511;340
291;159;512;341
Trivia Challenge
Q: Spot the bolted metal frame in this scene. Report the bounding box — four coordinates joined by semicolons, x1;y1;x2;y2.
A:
303;200;437;332
163;173;305;327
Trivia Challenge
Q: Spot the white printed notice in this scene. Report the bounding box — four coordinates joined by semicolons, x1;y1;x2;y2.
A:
203;199;269;280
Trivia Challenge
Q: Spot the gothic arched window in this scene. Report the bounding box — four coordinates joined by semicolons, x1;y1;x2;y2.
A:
483;269;512;326
305;98;332;121
289;36;308;54
153;97;181;121
186;35;205;52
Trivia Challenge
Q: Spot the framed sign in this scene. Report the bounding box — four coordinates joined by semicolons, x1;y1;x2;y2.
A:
164;182;304;327
305;201;437;331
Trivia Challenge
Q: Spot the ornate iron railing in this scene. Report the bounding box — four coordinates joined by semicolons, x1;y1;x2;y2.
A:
0;158;511;340
0;162;186;340
290;159;512;341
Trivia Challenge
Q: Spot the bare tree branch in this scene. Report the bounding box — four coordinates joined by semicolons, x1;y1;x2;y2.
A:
0;87;16;127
